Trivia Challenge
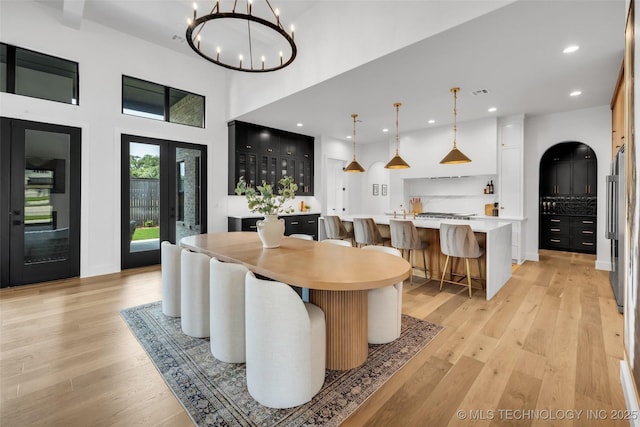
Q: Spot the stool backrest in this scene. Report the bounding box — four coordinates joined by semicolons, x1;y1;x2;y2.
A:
353;218;382;246
439;223;481;258
323;216;347;239
389;219;421;250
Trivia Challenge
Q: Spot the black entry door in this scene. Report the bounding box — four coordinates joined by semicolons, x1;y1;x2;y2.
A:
0;118;81;287
121;134;207;269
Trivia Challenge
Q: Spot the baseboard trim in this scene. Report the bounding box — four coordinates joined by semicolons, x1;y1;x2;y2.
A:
620;360;640;427
525;251;539;262
596;260;612;271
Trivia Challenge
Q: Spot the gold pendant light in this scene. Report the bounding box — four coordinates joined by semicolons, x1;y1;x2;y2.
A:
344;113;366;173
384;102;410;169
440;87;472;164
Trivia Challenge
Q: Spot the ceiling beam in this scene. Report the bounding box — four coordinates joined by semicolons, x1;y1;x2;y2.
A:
62;0;86;30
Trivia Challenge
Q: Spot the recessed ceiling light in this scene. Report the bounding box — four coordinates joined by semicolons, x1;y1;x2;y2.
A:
346;135;352;139
570;90;582;97
382;128;389;133
427;119;435;124
488;107;497;112
563;45;580;54
296;123;303;127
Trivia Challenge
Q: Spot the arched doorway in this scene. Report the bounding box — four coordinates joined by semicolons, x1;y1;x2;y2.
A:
538;141;597;254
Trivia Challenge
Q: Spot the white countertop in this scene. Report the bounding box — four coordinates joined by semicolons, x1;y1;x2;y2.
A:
229;212;321;219
338;214;511;233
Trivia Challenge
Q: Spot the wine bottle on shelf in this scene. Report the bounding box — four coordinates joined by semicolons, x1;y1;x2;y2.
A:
489;180;494;194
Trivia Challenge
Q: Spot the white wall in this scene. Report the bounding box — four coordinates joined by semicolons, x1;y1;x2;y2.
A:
227;1;514;119
0;1;228;278
523;105;612;268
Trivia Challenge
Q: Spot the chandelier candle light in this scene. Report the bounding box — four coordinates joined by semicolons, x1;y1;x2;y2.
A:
384;102;410;169
344;113;366;173
186;0;297;72
440;87;472;164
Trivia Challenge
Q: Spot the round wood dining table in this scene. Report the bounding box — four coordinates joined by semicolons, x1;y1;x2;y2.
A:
180;232;411;370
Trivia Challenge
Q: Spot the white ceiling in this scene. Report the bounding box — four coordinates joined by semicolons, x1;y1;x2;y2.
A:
46;0;625;144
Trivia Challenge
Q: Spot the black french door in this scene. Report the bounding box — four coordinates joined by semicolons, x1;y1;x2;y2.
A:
0;118;81;287
121;134;207;269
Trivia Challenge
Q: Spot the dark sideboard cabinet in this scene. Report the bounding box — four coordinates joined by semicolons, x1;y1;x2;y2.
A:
228;214;321;240
228;121;314;196
539;142;597;254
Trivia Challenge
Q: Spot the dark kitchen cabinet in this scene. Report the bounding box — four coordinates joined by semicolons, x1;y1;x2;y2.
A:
539;142;597;255
540;144;572;195
540;142;597;196
539;214;595;254
228;121;314;196
228;214;320;240
572;146;597;196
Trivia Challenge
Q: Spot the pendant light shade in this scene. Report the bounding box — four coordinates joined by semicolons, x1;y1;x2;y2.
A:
344;113;366;173
440;87;472;164
385;102;410;169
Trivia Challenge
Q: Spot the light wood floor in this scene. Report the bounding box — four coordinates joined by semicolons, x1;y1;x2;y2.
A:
0;250;627;426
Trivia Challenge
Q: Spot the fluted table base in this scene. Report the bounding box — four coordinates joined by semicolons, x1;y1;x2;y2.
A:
309;289;368;370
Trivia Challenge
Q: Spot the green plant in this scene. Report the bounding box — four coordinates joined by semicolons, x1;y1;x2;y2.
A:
144;219;154;227
235;176;298;215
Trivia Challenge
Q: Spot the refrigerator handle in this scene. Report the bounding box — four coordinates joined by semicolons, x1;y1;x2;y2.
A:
606;175;617;240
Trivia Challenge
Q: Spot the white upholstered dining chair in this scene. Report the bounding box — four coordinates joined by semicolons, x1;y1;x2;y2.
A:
244;272;326;408
209;257;248;363
361;245;403;344
161;241;181;317
180;249;210;338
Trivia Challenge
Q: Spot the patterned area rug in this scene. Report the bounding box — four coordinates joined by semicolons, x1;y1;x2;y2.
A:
121;301;443;426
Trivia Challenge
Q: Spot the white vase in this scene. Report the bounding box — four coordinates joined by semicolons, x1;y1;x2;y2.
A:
256;214;285;248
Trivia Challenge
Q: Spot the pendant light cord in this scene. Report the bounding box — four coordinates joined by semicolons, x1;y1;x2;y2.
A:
394;102;401;155
452;88;458;149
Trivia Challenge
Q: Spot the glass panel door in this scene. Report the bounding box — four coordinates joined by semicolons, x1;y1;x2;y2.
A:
121;135;206;269
128;142;161;254
1;118;81;286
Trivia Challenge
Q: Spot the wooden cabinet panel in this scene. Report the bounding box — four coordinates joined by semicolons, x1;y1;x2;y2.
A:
611;63;625;157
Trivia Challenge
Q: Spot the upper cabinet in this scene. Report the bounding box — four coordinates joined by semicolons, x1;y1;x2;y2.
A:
611;63;625;158
228;121;314;196
540;142;597;197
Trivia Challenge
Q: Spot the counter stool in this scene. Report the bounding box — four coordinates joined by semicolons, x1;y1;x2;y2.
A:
389;219;429;285
323;216;354;245
353;217;391;247
439;223;484;298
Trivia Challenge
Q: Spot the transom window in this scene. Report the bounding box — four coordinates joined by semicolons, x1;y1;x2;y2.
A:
122;76;205;128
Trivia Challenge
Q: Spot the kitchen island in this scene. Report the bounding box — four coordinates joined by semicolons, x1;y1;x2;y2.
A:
319;215;512;300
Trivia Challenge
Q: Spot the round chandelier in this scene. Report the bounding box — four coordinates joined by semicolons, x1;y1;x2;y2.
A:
186;0;297;73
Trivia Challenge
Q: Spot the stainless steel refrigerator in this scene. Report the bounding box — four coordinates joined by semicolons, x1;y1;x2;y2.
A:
607;145;625;313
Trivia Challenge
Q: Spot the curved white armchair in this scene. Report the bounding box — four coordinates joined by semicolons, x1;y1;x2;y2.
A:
245;272;326;408
209;258;248;363
180;249;210;338
361;245;403;344
161;241;181;317
320;239;352;247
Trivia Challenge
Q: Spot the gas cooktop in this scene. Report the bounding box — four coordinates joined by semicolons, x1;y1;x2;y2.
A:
415;212;477;220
